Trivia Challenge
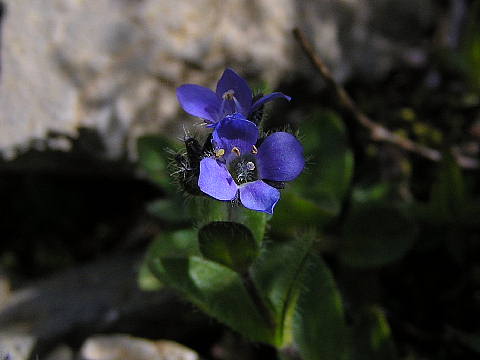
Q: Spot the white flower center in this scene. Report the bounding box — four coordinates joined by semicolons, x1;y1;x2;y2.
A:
228;155;258;185
222;89;235;100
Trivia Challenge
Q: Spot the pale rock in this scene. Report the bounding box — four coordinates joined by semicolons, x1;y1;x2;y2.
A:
0;333;36;360
0;0;434;158
80;335;198;360
0;275;10;310
0;254;180;345
44;345;74;360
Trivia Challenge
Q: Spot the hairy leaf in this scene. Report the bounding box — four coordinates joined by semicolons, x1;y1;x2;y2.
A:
199;221;259;273
340;203;417;268
293;253;349;360
148;229;275;344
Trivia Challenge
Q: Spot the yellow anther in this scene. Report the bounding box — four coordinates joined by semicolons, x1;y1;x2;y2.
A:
251;145;258;154
232;146;241;156
215;148;225;158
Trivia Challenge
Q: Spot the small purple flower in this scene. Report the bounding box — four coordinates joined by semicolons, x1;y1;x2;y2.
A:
176;68;291;126
197;114;304;214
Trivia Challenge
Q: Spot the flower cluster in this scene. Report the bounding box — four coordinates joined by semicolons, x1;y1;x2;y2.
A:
175;69;304;214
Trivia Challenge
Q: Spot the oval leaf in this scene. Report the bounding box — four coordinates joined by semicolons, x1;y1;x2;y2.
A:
294;110;354;216
293;254;349;360
146;229;275;344
199;221;259;273
340;204;417;268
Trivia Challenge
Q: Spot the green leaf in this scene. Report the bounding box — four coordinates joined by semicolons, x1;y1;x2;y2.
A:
461;0;480;89
138;260;163;291
272;110;353;236
148;229;275;344
340;203;417;268
253;231;348;354
253;233;317;346
236;209;268;245
137;135;175;189
295;110;354;214
190;199;268;244
198;221;259;273
270;190;336;237
139;229;198;291
147;198;190;224
429;152;466;221
293;253;349;360
352;183;392;204
148;229;200;258
351;306;398;360
414;152;478;231
189;197;228;225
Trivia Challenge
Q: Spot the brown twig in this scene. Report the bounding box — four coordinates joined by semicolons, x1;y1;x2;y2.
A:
293;28;478;169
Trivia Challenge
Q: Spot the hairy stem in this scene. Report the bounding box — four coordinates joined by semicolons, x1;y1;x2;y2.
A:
226;203;275;329
227;202;238;222
241;270;276;329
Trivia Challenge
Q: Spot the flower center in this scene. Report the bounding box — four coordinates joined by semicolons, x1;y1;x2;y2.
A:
219;90;247;117
228;154;258;185
222;89;235;100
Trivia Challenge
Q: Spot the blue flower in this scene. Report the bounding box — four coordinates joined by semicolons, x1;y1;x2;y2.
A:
197;114;304;214
176;68;291;126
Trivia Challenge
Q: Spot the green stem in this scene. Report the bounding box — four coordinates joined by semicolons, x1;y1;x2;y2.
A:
227;203;275;330
241;270;276;330
227;202;239;222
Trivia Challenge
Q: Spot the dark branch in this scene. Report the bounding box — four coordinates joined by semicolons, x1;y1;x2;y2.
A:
292;28;478;169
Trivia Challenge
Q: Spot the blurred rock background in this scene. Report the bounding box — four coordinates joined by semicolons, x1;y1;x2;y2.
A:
0;0;439;158
2;1;479;359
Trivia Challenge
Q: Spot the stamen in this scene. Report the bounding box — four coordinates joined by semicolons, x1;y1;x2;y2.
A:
251;145;258;154
215;148;225;158
228;155;258;185
232;147;241;156
232;97;246;115
222;89;235;100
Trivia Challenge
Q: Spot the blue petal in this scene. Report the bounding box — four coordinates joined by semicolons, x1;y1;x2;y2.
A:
213;114;258;156
176;84;221;123
198;158;238;200
219;97;237;116
216;69;252;116
239;180;280;214
251;92;291;113
257;132;304;182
